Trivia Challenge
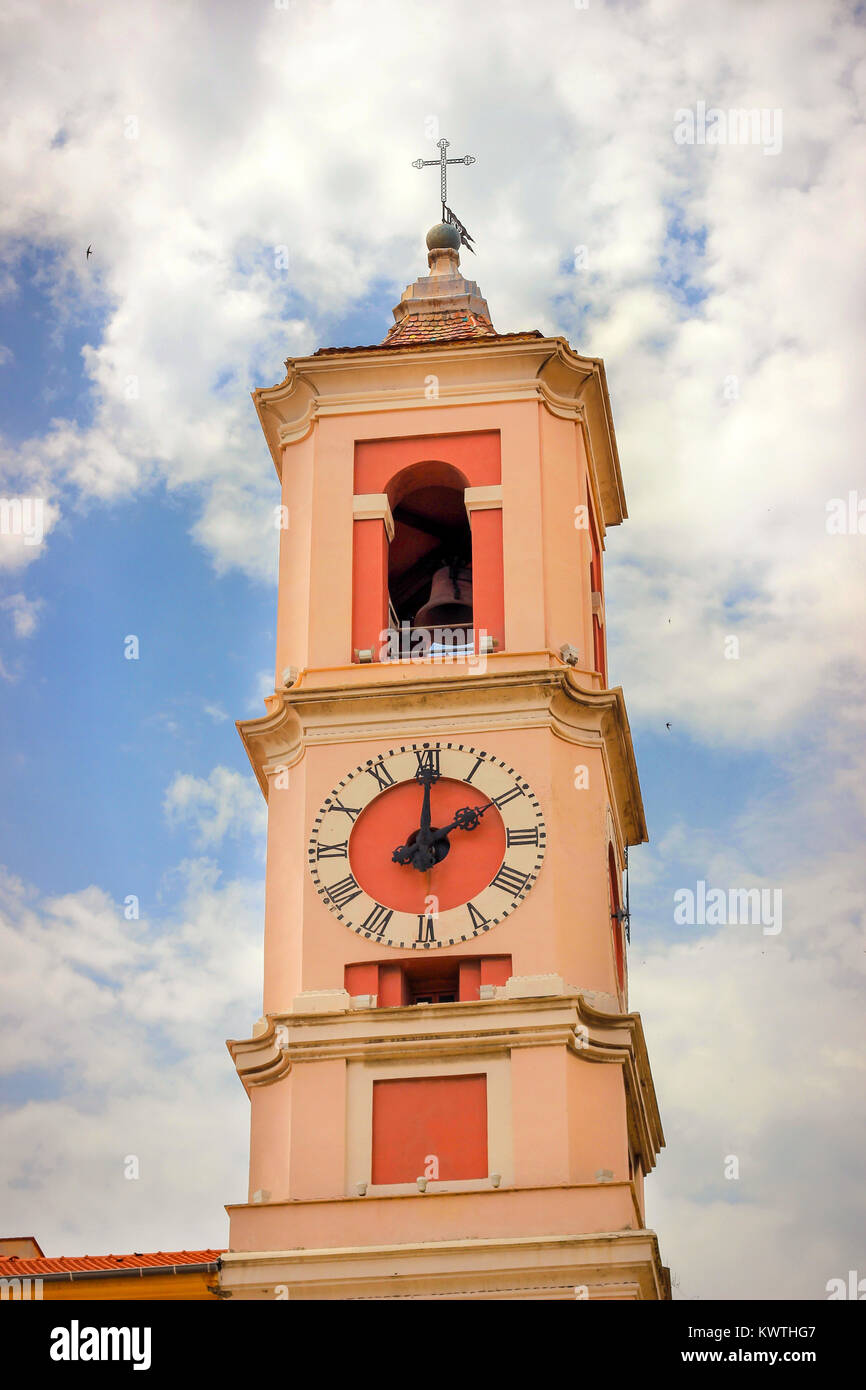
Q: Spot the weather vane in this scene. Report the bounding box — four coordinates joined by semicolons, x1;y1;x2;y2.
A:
412;137;477;253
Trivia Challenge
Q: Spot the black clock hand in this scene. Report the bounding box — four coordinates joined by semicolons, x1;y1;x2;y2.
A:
391;836;437;871
392;765;440;870
392;800;493;869
417;768;434;847
392;841;419;866
427;802;493;842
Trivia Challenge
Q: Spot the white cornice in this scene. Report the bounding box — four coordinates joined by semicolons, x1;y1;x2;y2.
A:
236;661;646;847
252;336;626;528
228;990;664;1170
218;1226;668;1301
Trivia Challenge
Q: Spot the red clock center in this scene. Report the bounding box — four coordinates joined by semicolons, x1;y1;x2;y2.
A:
349;778;506;914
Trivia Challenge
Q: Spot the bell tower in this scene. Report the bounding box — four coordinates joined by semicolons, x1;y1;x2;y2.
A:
221;212;668;1300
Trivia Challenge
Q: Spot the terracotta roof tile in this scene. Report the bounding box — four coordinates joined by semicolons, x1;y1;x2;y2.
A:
311;329;545;358
382;308;497;345
0;1248;223;1277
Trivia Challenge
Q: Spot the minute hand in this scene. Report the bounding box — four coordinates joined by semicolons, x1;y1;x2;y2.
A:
428;803;494;843
417;769;435;846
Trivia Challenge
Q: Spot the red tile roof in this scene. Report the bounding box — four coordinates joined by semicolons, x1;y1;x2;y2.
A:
383;307;497;344
0;1248;223;1277
311;329;545;358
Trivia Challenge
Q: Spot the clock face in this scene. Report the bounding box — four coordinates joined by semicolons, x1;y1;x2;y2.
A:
308;741;546;950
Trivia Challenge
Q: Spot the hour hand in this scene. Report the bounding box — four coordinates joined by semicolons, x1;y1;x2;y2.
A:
392;842;416;866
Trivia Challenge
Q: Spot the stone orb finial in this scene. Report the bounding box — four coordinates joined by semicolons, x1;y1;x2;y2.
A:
426;221;461;251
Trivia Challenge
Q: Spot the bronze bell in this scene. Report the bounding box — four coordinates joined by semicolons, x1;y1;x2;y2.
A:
414;564;473;628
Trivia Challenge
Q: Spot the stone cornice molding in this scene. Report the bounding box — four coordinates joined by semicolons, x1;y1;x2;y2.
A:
226;1031;292;1089
220;1224;663;1265
552;668;647;850
236;660;646;848
252;336;625;528
218;1224;669;1301
220;1225;661;1264
228;991;664;1172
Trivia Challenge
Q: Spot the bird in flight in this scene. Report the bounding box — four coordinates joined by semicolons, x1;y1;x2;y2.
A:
665;722;671;731
86;245;93;260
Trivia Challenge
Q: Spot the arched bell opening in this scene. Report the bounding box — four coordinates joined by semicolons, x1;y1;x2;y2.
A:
386;462;474;657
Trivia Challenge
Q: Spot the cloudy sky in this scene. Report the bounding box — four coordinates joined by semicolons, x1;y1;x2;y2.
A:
1;0;864;1299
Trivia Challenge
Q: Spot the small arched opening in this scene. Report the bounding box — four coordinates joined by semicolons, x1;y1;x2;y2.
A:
386;461;473;656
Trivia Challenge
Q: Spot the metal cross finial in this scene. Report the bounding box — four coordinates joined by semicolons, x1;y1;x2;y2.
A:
412;137;476;221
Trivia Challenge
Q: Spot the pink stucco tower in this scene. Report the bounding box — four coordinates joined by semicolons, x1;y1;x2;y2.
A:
220;221;668;1300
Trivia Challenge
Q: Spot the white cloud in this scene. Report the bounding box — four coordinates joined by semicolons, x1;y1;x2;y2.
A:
0;0;860;738
163;766;266;848
631;730;866;1299
0;862;261;1253
638;913;864;1300
1;591;44;637
0;0;864;1293
0;481;58;571
247;667;274;713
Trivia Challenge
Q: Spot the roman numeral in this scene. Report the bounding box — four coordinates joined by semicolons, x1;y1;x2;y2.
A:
464;755;483;784
366;761;395;790
325;874;362;909
506;826;539;847
360;904;392;937
466;901;490;931
416;913;437;943
414;748;440;776
493;784;525;809
329;797;361;821
316;840;348;859
490;864;530;896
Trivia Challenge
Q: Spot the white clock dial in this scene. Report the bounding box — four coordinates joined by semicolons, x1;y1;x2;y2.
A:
307;741;546;950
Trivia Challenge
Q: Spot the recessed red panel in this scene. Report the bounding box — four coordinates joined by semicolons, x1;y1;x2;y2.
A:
480;956;512;988
371;1074;488;1184
354;432;501;495
458;959;482;1001
344;962;379;998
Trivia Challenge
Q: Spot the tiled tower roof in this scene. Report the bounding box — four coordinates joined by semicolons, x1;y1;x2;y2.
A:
384;305;495;345
382;227;496;345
